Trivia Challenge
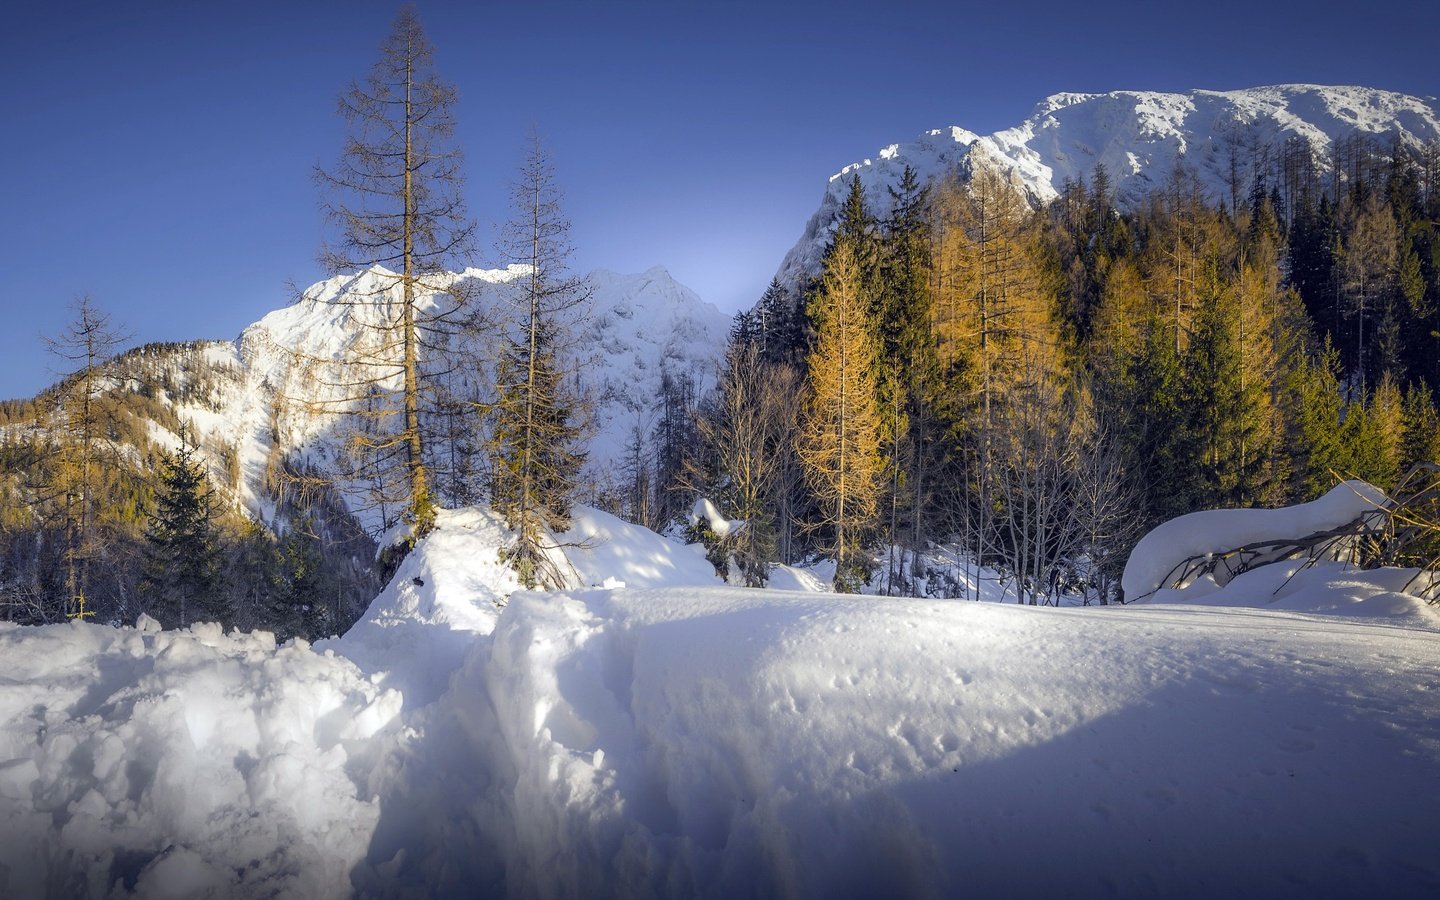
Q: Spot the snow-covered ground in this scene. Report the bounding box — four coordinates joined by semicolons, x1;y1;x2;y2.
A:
2;499;1438;898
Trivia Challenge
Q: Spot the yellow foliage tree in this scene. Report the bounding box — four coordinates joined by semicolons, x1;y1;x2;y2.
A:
800;241;885;592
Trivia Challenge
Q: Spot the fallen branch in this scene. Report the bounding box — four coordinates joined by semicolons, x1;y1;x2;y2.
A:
1138;464;1440;605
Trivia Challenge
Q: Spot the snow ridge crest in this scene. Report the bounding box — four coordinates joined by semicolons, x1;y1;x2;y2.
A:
777;84;1440;289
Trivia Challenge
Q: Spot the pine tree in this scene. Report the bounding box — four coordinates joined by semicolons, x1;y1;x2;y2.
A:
878;164;938;590
273;524;333;641
1282;340;1346;501
1342;375;1404;491
314;5;475;539
1401;381;1440;472
799;241;885;591
1117;320;1192;527
143;427;221;628
1288;192;1338;340
488;132;588;589
1182;287;1267;508
832;174;878;274
756;278;804;367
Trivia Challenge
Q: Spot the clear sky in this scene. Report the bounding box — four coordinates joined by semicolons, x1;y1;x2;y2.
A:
2;0;1436;399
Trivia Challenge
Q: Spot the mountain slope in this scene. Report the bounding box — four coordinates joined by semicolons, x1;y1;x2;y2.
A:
134;264;727;531
777;84;1440;287
0;265;725;629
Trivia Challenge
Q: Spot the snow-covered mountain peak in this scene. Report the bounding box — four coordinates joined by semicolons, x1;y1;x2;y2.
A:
145;262;727;529
777;84;1440;290
577;266;730;476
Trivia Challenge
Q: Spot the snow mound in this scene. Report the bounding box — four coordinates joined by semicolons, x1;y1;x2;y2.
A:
474;588;1440;897
1150;558;1440;628
330;506;518;708
557;505;722;590
1122;480;1388;600
0;620;394;899
329;504;720;709
766;564;830;592
5;501;1440;896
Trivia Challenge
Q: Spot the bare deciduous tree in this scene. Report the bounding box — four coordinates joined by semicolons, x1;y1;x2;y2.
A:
44;295;130;620
314;4;475;539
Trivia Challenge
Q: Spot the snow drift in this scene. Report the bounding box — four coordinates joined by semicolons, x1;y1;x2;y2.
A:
471;589;1440;898
2;500;1439;898
0;619;395;899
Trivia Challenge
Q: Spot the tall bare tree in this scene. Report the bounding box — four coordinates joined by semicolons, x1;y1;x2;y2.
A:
689;341;796;586
44;295;129;620
314;4;475;539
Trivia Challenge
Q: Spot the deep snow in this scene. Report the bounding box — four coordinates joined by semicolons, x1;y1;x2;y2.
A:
1;499;1438;898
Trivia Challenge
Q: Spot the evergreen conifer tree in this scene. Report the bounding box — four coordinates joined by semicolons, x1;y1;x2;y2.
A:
488;132;588;589
1281;340;1346;501
1401;381;1440;472
1119;322;1192;527
833;174;878;273
1342;375;1404;490
756;278;804;366
143;427;220;628
878;164;938;588
1182;288;1267;508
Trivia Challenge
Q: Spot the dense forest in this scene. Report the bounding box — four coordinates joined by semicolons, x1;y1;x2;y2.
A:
4;131;1438;631
671;133;1440;600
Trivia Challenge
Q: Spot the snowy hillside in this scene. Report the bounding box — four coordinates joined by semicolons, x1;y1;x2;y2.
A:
2;498;1438;897
575;266;730;488
777;84;1440;287
92;264;726;531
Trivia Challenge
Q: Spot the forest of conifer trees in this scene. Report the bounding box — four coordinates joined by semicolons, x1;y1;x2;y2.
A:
682;133;1440;600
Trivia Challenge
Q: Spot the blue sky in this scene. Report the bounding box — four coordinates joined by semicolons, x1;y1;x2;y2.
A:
2;0;1436;399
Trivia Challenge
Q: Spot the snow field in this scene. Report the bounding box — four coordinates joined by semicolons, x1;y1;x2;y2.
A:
3;498;1439;897
473;589;1440;898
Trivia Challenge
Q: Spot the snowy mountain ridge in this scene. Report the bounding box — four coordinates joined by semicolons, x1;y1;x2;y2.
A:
779;84;1440;287
54;264;728;534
